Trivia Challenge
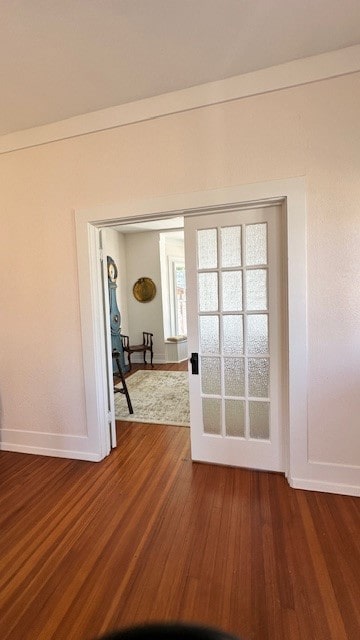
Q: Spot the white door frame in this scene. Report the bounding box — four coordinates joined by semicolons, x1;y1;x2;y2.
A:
74;178;307;484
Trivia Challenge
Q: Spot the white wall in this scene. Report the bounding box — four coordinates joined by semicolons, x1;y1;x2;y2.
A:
101;228;129;333
124;231;165;362
106;230;185;363
0;71;359;490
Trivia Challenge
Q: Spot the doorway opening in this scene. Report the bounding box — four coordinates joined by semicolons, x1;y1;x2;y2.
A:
101;216;189;441
75;178;307;486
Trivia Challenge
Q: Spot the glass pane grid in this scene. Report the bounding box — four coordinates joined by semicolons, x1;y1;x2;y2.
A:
197;221;273;443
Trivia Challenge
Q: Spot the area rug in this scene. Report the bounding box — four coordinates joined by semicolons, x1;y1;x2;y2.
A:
114;370;189;427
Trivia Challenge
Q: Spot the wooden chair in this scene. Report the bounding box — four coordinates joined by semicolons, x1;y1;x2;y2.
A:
112;350;133;414
120;332;154;371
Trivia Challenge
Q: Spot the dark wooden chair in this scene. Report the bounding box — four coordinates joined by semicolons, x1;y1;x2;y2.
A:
112;350;133;414
120;332;154;371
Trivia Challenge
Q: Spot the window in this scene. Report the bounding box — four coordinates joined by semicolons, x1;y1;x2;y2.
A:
159;231;187;339
173;261;187;336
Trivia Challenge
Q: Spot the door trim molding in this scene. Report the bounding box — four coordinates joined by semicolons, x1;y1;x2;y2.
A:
75;177;307;481
73;181;360;495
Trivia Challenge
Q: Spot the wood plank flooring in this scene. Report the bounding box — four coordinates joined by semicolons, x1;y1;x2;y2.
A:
1;364;359;640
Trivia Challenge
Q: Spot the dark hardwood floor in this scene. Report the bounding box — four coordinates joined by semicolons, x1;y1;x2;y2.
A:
0;362;359;640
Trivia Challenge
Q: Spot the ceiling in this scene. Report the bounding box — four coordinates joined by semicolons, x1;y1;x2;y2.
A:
1;0;360;137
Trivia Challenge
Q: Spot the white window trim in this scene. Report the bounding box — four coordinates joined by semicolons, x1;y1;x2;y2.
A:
168;256;186;337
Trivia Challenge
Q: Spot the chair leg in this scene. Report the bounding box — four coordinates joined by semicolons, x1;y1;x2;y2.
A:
114;355;133;414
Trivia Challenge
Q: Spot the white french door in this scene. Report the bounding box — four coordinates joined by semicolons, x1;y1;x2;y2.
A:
184;205;284;472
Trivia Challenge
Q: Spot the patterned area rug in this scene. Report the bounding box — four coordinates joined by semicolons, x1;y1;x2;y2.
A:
114;370;189;427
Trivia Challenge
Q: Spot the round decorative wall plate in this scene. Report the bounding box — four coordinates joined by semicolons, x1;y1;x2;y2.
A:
133;277;156;302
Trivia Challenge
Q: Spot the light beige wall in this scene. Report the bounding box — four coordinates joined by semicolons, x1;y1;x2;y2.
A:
125;231;165;361
102;228;128;333
1;72;359;467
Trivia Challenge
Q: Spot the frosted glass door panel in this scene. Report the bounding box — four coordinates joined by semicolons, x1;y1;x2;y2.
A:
248;358;270;398
198;272;218;311
221;226;242;267
224;357;245;396
249;401;270;439
198;229;218;268
200;316;219;354
247;314;269;354
201;357;221;395
246;269;268;311
223;315;244;355
246;223;267;265
222;271;243;311
203;398;221;434
225;400;245;437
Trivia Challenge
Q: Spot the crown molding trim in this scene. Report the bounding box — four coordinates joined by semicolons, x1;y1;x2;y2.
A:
1;44;360;155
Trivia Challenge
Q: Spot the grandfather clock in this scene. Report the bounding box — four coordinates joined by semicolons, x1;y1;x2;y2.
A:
107;256;127;373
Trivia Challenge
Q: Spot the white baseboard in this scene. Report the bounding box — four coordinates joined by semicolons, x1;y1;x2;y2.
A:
0;429;102;462
129;350;188;365
128;353;167;364
290;459;360;497
0;442;101;461
290;476;360;497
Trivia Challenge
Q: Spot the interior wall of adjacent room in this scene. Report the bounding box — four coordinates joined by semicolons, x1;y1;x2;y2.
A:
124;230;165;362
101;227;129;334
